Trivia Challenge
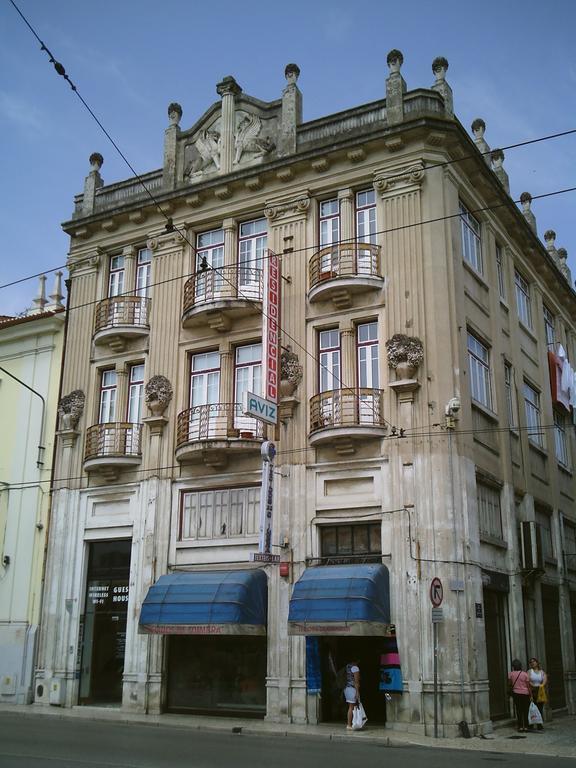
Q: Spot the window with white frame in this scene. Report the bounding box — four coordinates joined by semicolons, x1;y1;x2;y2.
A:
495;244;506;299
476;479;503;540
108;255;125;297
504;362;515;428
543;305;555;348
355;190;377;275
319;329;341;392
357;322;380;424
459;201;482;273
238;218;267;296
563;518;576;571
319;199;340;273
179;486;260;541
98;370;117;423
127;364;144;424
196;228;225;299
524;381;543;447
515;269;532;328
234;343;262;432
554;410;569;467
135;248;152;298
535;507;555;560
467;332;492;409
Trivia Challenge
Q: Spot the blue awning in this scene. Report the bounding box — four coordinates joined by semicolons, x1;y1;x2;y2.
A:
287;564;392;636
139;569;267;636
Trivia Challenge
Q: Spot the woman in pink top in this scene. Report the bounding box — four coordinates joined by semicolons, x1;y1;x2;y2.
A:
508;658;531;732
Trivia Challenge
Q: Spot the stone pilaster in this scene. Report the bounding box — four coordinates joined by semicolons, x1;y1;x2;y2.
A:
338;188;354;246
222;218;238;271
278;64;302;157
163;102;182;190
115;361;129;418
431;56;453;117
385;49;406;126
216;76;242;175
122;244;137;290
340;325;356;390
82;153;104;215
220;347;234;427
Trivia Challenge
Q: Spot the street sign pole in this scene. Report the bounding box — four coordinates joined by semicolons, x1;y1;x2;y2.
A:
433;619;438;738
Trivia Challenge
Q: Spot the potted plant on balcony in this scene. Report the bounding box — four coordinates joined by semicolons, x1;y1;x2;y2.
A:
385;334;424;380
145;375;173;417
58;390;85;430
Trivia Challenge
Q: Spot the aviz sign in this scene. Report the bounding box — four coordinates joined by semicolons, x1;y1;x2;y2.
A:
263;251;280;404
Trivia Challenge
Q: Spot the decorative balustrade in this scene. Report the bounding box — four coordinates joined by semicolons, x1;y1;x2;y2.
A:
84;423;142;461
94;296;150;333
176;403;264;447
308;243;381;290
183;266;263;314
309;388;386;432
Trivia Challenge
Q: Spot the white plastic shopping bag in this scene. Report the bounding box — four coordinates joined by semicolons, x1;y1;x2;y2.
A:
528;701;543;726
352;701;368;730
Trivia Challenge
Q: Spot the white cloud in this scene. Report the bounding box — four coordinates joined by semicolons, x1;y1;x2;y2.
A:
0;91;45;132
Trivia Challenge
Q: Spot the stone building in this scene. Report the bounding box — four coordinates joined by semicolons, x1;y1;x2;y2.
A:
34;51;576;734
0;275;65;704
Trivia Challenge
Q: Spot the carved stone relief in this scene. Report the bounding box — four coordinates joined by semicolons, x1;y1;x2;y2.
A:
233;111;275;166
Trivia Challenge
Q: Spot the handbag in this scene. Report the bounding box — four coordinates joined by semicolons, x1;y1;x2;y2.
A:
352;701;368;730
508;672;521;697
537;685;548;704
528;701;543;726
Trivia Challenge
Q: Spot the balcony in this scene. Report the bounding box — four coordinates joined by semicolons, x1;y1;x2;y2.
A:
182;266;263;331
308;243;384;308
93;296;150;351
84;422;142;477
309;389;387;452
176;403;264;467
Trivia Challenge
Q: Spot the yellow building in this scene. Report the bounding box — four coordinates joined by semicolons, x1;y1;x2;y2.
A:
0;275;65;704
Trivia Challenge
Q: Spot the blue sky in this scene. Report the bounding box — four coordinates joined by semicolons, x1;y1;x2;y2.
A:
1;0;575;314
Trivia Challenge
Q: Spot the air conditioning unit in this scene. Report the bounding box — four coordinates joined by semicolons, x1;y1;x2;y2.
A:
520;521;544;572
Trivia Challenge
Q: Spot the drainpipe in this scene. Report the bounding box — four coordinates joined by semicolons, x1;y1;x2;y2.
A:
0;365;45;468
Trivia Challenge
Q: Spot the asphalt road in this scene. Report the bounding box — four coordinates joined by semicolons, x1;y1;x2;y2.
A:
0;711;572;768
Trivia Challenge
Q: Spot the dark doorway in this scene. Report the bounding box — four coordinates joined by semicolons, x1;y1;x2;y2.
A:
79;540;131;705
166;635;267;717
483;588;509;719
541;584;566;708
316;636;388;724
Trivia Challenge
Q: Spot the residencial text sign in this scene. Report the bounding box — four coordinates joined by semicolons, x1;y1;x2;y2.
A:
262;251;280;403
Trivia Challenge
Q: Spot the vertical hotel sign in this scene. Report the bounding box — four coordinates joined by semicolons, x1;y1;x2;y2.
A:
263;250;281;404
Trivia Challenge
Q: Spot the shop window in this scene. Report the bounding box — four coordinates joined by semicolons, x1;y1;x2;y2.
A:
180;486;260;541
563;519;576;572
467;332;492;410
515;269;532;329
554;410;570;468
317;523;381;564
495;244;506;300
476;479;503;541
459;201;482;274
535;506;555;561
524;381;543;448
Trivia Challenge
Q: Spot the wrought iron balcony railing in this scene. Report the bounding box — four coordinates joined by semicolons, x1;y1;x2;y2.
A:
84;422;142;460
183;266;263;313
94;296;150;333
309;243;381;290
176;403;265;447
309;388;386;432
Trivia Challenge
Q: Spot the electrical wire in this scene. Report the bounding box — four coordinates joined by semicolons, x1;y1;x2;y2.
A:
4;0;576;291
0;419;568;491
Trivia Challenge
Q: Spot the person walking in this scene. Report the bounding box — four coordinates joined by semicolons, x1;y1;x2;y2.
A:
528;657;548;729
508;659;531;733
344;659;360;730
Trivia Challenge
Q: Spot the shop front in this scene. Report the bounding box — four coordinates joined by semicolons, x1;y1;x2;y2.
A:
288;563;396;724
139;569;268;717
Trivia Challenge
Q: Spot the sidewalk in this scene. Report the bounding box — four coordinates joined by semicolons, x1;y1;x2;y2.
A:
1;703;575;759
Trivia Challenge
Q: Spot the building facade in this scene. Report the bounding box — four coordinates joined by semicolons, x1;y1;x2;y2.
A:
0;276;65;704
35;51;576;734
